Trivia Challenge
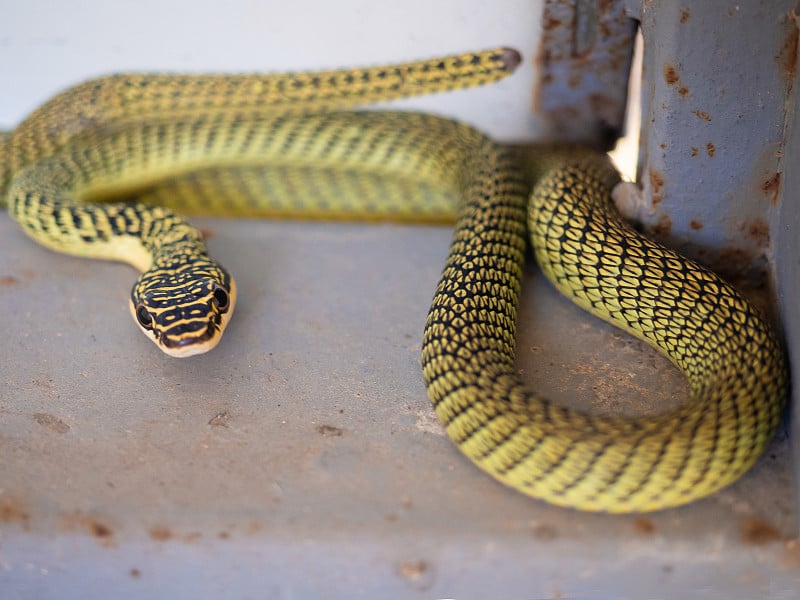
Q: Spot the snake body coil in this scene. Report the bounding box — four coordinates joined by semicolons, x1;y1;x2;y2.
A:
2;48;787;511
423;155;787;512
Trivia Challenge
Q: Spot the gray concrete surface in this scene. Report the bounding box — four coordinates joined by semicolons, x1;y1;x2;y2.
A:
1;213;797;599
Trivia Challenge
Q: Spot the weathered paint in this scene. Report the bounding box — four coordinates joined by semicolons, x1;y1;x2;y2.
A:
534;0;638;149
630;1;797;287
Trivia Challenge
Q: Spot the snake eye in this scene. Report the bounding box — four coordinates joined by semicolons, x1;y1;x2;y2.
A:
135;304;153;329
211;285;230;311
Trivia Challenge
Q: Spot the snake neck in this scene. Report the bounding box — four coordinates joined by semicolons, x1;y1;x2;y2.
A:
8;175;235;356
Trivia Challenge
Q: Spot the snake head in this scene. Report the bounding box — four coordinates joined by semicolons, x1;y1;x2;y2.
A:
130;268;237;358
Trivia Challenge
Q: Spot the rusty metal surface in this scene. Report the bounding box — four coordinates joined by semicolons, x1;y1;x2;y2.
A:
1;214;798;598
629;0;797;285
773;2;800;535
534;0;638;148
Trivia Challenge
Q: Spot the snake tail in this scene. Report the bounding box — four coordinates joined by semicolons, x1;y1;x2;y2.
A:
0;46;520;199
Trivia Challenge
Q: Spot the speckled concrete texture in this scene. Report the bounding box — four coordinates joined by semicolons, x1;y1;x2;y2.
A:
1;214;797;598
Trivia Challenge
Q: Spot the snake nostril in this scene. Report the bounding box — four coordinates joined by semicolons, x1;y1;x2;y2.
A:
135;304;154;329
211;285;230;311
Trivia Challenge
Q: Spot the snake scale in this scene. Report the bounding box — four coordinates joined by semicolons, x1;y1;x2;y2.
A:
2;47;787;512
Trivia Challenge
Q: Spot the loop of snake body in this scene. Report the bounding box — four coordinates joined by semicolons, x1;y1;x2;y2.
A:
2;47;787;512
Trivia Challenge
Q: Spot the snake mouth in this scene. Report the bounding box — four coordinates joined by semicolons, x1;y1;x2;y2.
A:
155;280;237;358
159;325;221;358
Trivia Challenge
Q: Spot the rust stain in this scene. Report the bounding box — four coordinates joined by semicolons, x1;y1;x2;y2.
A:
741;517;782;545
149;525;174;541
690;147;699;157
706;142;716;157
680;8;691;24
397;560;429;581
648;168;665;194
87;520;113;540
199;228;215;240
531;21;551;114
82;518;115;546
651;193;663;207
692;110;712;121
208;411;231;427
678;86;689;97
0;275;21;286
567;73;583;89
746;218;770;247
650;215;673;237
0;497;31;528
663;64;680;85
316;424;344;437
599;0;614;14
531;523;558;541
61;512;116;547
778;15;799;81
543;16;562;31
761;172;782;205
690;220;704;230
33;412;70;434
633;518;656;534
129;568;141;579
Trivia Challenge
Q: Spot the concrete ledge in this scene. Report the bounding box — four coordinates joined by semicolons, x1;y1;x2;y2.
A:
1;214;796;598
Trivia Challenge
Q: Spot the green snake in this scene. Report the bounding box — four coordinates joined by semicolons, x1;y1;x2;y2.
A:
2;48;787;512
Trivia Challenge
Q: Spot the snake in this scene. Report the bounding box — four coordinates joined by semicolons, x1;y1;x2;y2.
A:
1;47;788;512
